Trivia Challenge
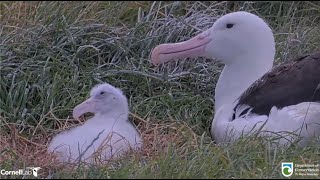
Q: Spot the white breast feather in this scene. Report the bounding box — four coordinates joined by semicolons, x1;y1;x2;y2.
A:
215;102;320;147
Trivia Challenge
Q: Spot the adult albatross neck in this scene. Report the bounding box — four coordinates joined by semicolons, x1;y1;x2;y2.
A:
150;11;320;147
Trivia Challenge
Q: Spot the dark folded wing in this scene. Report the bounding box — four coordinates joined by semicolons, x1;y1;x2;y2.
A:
234;51;320;117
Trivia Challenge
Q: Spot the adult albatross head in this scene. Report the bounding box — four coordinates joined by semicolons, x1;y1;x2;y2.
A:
151;11;275;67
152;11;277;114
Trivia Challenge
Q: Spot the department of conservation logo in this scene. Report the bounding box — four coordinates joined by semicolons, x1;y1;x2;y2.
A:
282;162;294;177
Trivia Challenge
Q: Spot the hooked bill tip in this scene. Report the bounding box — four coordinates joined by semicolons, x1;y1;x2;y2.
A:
150;45;162;65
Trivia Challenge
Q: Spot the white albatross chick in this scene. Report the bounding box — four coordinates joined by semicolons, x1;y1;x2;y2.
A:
47;83;143;164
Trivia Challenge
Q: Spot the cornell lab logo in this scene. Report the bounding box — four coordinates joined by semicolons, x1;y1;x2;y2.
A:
0;167;41;177
28;167;41;177
282;162;294;177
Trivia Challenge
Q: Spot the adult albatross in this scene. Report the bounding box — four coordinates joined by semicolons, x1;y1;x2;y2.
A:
48;83;143;164
151;11;320;147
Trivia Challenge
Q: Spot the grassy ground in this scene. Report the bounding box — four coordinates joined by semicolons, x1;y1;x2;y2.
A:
0;1;320;179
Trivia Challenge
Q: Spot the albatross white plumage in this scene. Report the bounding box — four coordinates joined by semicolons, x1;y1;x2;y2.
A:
48;83;143;164
150;11;320;147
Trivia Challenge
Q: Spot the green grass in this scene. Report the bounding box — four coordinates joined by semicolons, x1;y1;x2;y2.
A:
0;1;320;179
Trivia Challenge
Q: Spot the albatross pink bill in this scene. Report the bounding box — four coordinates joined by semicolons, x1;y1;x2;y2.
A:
150;29;212;65
73;97;96;120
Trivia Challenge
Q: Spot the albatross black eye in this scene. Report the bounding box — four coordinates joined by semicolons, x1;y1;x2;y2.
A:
100;91;105;95
226;23;234;29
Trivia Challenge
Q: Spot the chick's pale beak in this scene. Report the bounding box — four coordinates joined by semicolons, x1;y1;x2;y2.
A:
150;29;211;65
73;97;95;120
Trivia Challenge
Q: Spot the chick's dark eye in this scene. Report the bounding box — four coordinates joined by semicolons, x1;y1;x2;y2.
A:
100;91;105;95
226;23;234;29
